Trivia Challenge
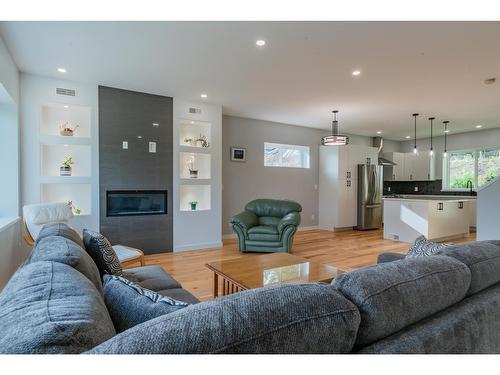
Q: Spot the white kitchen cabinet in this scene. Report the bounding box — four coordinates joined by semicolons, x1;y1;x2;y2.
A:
383;151;435;181
319;144;379;231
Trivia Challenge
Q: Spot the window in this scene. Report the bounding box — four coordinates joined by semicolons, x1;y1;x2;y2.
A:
444;148;500;190
264;142;310;169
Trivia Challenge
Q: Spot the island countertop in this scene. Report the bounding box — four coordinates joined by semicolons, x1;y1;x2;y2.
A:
383;194;476;203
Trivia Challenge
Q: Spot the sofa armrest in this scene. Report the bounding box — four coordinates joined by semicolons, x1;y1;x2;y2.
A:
230;211;258;232
277;212;301;233
377;252;406;264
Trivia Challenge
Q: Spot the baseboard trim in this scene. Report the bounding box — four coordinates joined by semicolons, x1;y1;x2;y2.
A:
222;225;320;240
174;241;223;252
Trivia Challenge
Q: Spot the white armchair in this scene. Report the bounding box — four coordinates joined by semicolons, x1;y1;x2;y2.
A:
22;202;144;267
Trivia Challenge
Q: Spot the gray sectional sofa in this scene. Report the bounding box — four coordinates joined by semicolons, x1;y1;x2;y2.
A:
1;224;500;354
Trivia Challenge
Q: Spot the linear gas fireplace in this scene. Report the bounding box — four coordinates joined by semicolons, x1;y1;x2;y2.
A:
106;190;168;217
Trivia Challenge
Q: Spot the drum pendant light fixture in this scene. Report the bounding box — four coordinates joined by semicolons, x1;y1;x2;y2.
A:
412;113;419;154
428;117;435;156
443;120;449;158
321;110;349;146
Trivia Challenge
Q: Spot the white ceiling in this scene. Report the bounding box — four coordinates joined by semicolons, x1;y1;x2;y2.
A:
1;21;500;139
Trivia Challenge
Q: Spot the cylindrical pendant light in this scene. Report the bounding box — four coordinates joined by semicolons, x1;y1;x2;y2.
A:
321;110;349;146
443;120;449;158
428;117;435;156
412;113;419;154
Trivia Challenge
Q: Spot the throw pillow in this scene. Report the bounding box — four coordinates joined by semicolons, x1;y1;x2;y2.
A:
82;229;123;277
103;275;189;332
406;235;450;258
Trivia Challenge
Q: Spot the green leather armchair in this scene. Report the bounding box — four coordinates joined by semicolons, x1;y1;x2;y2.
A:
230;199;302;253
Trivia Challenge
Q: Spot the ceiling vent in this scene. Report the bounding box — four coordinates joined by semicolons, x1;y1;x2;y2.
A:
56;87;76;96
189;107;202;114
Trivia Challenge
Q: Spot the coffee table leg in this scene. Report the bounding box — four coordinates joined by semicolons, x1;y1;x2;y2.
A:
213;273;219;298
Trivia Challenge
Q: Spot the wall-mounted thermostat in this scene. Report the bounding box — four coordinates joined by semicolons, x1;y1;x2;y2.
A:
149;142;157;153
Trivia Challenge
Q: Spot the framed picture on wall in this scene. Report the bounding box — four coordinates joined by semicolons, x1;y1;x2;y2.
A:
230;147;246;162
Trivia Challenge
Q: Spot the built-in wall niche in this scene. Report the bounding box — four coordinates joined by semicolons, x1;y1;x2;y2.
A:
41;183;91;215
179;119;211;148
179;152;211;180
40;103;91;138
40;144;91;177
179;184;211;211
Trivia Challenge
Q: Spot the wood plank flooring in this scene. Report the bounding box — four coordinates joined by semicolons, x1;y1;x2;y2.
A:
142;229;475;302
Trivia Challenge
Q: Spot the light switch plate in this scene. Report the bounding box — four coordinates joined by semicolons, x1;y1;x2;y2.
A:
414;186;419;192
122;141;128;149
149;142;157;153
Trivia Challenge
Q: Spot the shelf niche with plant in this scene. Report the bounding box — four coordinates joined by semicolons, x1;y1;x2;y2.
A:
40;143;91;177
179;184;211;211
179;152;211;180
179;119;211;149
41;183;91;215
40;103;91;139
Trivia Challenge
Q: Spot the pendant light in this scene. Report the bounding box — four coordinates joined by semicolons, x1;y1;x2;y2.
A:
428;117;435;156
321;110;349;146
443;120;449;158
412;113;419;154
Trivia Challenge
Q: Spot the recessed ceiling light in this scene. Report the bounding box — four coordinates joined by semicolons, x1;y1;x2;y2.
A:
475;125;482;129
405;135;411;139
152;123;159;127
137;135;143;139
256;40;266;47
352;70;361;76
57;68;67;73
190;121;195;124
200;94;208;99
376;131;382;134
63;105;69;108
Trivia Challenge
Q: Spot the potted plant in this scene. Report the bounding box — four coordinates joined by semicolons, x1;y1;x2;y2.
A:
189;201;198;211
60;156;74;176
67;200;81;215
187;157;198;178
59;122;79;137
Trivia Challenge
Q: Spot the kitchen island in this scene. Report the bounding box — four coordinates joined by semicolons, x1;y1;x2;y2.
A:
383;195;476;243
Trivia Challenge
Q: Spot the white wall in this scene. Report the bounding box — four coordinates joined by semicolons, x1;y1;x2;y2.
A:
173;99;222;251
20;74;99;233
477;177;500;240
221;115;371;235
400;127;500;179
0;35;25;290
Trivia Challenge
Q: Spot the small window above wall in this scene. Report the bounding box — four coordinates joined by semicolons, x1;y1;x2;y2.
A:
264;142;310;169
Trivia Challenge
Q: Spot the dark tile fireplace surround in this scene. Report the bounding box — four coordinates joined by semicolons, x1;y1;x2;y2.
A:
99;86;173;254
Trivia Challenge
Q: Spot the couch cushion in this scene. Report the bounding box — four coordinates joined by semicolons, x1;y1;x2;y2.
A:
358;283;500;354
28;235;102;292
122;266;181;291
245;199;302;218
248;225;280;241
87;283;360;354
103;275;190;333
82;229;123;277
436;241;500;296
0;261;115;354
36;222;84;248
155;287;200;304
333;255;471;346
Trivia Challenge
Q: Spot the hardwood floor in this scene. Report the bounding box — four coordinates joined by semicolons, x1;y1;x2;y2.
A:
142;229;475;302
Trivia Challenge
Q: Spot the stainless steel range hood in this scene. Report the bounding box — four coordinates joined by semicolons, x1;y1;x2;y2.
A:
373;137;397;166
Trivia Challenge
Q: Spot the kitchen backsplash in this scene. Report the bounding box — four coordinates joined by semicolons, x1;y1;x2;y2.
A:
383;179;475;196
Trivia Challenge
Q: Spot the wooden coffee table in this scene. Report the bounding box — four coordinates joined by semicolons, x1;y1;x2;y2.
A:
205;252;345;298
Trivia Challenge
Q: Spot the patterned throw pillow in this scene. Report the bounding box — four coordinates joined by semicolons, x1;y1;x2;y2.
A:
406;235;450;258
103;275;190;332
82;229;123;277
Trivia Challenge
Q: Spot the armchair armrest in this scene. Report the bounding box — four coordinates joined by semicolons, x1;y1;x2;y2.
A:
230;211;258;232
277;212;301;233
377;252;406;264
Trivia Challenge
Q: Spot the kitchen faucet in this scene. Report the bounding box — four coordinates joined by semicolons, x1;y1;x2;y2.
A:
466;180;474;195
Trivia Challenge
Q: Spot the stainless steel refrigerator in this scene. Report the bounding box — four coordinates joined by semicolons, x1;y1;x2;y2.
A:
356;164;383;230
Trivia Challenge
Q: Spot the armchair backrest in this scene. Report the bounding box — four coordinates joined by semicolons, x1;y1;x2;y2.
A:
245;199;302;219
23;202;74;243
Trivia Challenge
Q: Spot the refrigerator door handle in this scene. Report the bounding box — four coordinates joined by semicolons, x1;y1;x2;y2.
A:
365;204;381;209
